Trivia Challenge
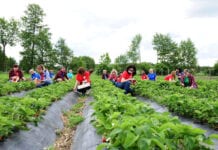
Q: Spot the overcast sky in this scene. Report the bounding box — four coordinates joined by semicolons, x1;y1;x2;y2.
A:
1;0;218;66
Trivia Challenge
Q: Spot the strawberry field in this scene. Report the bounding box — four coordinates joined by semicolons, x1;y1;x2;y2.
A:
0;76;218;150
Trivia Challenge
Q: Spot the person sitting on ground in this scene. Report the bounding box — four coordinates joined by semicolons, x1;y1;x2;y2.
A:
147;68;157;81
29;69;40;84
176;68;184;81
9;64;25;82
67;69;74;79
141;70;148;80
115;65;136;95
54;67;69;82
74;67;91;95
108;69;118;83
102;69;109;79
36;65;52;88
180;69;198;89
164;71;176;82
49;69;55;79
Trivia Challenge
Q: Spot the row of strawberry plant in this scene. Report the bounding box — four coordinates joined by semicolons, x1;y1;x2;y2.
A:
0;80;74;140
91;78;218;150
133;80;218;129
0;81;36;96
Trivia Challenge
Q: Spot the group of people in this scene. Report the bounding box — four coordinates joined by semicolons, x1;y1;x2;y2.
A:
9;64;74;88
102;66;198;95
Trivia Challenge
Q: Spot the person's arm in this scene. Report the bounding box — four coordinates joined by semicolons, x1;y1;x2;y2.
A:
73;80;79;91
54;72;59;81
65;73;69;80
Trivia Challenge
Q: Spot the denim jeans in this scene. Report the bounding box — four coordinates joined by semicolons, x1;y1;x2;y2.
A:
36;80;52;88
115;81;132;94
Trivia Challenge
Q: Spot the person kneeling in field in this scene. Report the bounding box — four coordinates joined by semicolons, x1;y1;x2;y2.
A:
164;71;176;82
9;64;25;82
29;69;41;84
180;69;198;89
115;65;136;95
36;65;52;88
141;70;148;80
108;69;118;84
74;67;91;95
54;67;69;82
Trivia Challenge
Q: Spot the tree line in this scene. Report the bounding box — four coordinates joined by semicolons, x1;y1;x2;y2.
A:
0;4;95;72
0;3;217;75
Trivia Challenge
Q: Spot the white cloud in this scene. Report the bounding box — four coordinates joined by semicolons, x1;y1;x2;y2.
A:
1;0;218;66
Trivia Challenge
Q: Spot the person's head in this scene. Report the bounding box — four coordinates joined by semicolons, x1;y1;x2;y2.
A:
29;69;34;75
78;67;86;75
141;70;145;75
37;65;44;73
149;68;154;74
171;71;176;79
111;69;117;75
126;65;136;76
61;67;66;72
69;69;73;73
183;69;190;76
13;64;19;71
103;70;107;74
176;68;182;73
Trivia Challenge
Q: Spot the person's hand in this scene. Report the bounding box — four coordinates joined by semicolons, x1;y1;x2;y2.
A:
181;83;184;87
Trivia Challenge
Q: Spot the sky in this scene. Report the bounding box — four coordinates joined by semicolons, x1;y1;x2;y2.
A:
0;0;218;66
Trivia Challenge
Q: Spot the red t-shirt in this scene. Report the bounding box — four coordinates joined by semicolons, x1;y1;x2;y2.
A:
164;74;173;81
76;71;90;85
109;74;117;81
141;74;148;80
118;71;132;82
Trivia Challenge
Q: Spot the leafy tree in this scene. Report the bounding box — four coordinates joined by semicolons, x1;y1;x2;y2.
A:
6;57;16;71
69;56;95;73
114;54;129;72
214;61;218;76
152;33;177;70
0;18;19;71
20;4;45;70
127;34;142;63
35;28;55;68
99;52;111;65
177;39;197;69
54;38;73;67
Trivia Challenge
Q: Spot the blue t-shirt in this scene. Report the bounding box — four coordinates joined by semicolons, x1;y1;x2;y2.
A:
148;73;156;81
49;72;55;78
67;73;73;79
31;72;40;80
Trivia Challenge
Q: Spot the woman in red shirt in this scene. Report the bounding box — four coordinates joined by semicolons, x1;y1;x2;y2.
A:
164;71;176;82
115;65;136;95
141;70;148;80
74;67;91;95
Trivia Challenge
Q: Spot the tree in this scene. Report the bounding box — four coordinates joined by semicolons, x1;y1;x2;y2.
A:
20;4;45;70
35;28;55;68
152;33;177;70
114;54;129;72
55;38;73;67
214;61;218;76
177;39;197;69
69;56;95;73
127;34;142;63
0;18;19;71
99;52;111;64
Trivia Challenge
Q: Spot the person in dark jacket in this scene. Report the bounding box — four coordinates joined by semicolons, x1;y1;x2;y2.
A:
180;69;198;89
102;69;109;79
9;64;25;82
54;67;69;82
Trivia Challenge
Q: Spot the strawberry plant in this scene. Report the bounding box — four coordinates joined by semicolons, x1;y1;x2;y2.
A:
91;78;217;150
